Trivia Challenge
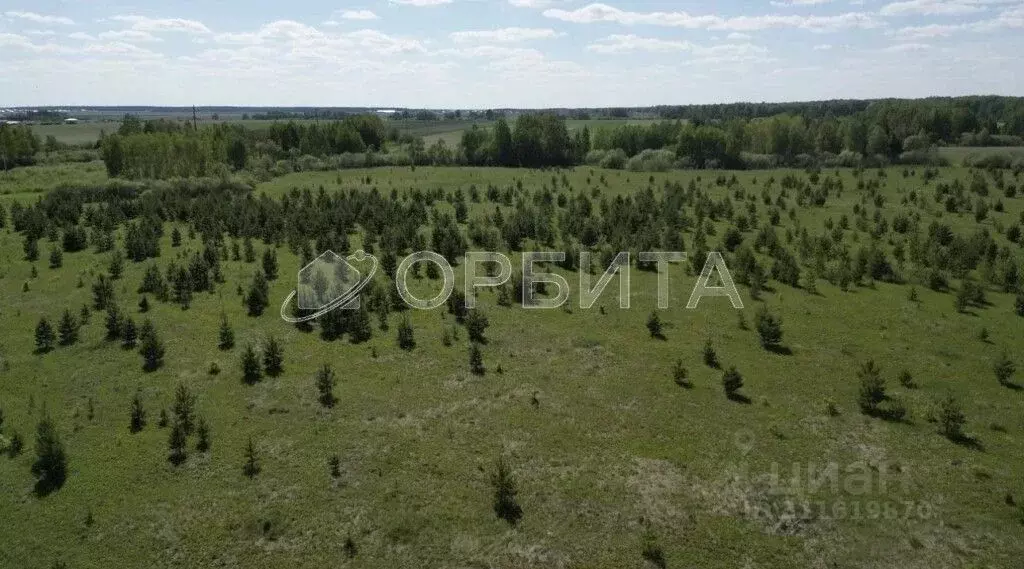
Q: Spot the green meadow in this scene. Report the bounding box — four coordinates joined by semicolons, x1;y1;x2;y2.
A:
0;163;1022;569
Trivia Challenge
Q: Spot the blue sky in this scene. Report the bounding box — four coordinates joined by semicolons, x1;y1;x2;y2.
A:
1;0;1022;107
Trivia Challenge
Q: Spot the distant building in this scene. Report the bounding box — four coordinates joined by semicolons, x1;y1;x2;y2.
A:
64;118;80;124
375;109;397;115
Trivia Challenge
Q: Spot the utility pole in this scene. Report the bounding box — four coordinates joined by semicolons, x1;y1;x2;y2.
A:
192;105;198;130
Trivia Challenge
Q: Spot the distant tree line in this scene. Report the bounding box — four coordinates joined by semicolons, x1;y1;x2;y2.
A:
93;97;1024;178
100;113;390;179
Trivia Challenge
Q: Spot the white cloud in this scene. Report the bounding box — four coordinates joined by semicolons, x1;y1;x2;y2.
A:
211;25;426;58
887;4;1024;36
68;32;97;41
213;31;264;44
436;45;546;59
111;15;212;34
345;29;427;54
484;51;589;77
389;0;453;5
255;20;322;40
813;43;833;49
585;34;770;65
98;30;163;42
4;11;75;25
214;20;321;44
881;42;932;52
727;32;752;40
879;0;1017;17
542;3;880;32
449;27;562;43
25;29;56;36
587;34;695;53
983;3;1024;28
888;23;962;37
84;42;163;58
0;32;31;47
770;0;835;6
338;10;379;20
0;32;70;54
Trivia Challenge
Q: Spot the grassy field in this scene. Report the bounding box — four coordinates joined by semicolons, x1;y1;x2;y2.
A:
937;146;1024;164
1;164;1023;568
30;123;116;146
0;161;108;197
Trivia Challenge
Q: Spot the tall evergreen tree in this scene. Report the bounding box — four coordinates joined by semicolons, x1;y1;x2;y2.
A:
172;384;196;435
263;336;284;377
490;454;522;525
646;312;663;338
702;338;719;368
241;343;262;384
754;306;783;349
316;364;337;408
139;319;165;372
397;316;415;351
92;274;115;311
129;391;146;433
447;290;468;323
57;309;79;346
318;306;346;341
938;395;966;441
857;359;886;414
348;303;373;344
105;305;123;340
722;366;744;399
195;416;210;452
121;318;138;349
242;437;260;478
31;413;67;495
35;317;55;353
465;309;489;344
48;247;63;269
108;250;125;280
243;237;256;263
138;264;167;300
994;353;1016;387
167;420;187;466
493;118;514;166
24;237;39;261
245;270;269;317
172;265;193;310
262;248;279;281
469;343;485;375
218;313;235;350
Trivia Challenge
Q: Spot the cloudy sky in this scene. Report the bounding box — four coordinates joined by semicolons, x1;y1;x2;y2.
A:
1;0;1022;107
